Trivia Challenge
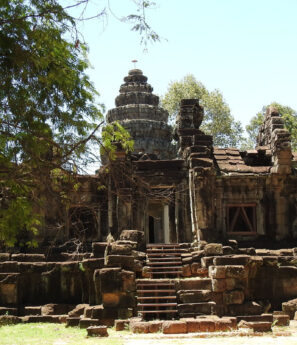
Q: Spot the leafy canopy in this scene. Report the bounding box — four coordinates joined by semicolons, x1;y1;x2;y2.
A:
246;102;297;150
161;75;243;148
0;0;136;246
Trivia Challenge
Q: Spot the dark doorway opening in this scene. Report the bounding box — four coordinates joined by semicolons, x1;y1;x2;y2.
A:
149;216;155;243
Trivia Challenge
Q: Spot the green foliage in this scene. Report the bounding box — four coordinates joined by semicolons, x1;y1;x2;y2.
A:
245;102;297;150
0;0;152;246
101;122;134;160
161;75;243;147
0;0;101;246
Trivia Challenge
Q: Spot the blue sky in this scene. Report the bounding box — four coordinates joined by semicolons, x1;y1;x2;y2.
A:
74;0;297;129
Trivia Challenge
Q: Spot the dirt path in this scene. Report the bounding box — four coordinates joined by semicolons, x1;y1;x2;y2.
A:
123;334;297;345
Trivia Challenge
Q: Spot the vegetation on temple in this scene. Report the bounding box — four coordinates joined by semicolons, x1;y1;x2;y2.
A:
162;74;244;148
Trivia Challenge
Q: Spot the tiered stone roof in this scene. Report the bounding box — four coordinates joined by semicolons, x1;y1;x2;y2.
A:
106;69;176;159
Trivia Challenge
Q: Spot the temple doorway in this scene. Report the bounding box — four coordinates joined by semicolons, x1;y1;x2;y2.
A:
147;202;170;244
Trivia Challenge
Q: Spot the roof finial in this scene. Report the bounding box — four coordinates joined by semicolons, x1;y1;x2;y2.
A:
132;59;138;69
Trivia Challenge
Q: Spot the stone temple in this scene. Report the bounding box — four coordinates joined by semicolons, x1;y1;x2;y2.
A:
1;69;297;332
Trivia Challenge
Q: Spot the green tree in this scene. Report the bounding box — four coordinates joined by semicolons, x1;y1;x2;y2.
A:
0;0;138;246
161;74;243;147
246;102;297;150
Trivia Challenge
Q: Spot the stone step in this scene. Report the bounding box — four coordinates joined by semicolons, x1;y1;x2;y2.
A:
147;261;182;265
0;307;18;316
137;296;176;300
138;303;177;308
178;302;215;315
176;278;212;291
147;249;187;253
79;318;101;328
147;257;182;261
136;279;175;287
147;266;183;270
147;253;182;257
139;310;178;314
150;271;182;275
147;244;181;248
137;289;176;294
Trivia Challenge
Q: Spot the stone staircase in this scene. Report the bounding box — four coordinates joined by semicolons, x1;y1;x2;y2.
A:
136;243;186;320
145;243;184;278
136;279;178;320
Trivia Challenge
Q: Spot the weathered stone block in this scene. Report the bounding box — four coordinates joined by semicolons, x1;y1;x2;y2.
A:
225;265;247;279
182;264;191;277
105;255;134;269
209;265;226;279
178;302;215;315
201;257;214;268
87;326;108;337
115;319;130;331
0;261;18;273
79;318;101;328
197;319;215;332
226;278;238;291
92;242;107;258
11;254;45;262
0;307;17;315
213;256;250;266
214;319;234;331
222;246;234;255
190;262;201;275
24;306;42;316
222;316;237;329
282;298;297;319
120;230;144;250
68;304;88;317
176;278;212;290
0;315;20;325
211;278;226;292
178;290;212;303
186;319;201;332
130;321;149;333
262;256;278;267
148;320;163;333
238;320;272;332
204;243;223;256
162;321;187;334
41;304;75;316
0;281;18;305
273;314;290;326
0;253;10;262
66;317;80;327
223;290;244;305
81;258;104;271
109;243;132;256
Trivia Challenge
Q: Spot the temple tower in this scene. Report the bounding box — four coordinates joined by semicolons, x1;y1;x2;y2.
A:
106;69;176;159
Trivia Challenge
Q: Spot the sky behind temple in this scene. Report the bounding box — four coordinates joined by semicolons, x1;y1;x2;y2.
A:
75;0;297;130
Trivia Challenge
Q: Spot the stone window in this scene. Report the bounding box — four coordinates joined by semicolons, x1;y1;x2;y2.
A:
226;204;257;234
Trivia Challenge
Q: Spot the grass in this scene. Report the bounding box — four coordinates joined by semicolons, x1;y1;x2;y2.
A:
0;323;125;345
1;323;297;345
